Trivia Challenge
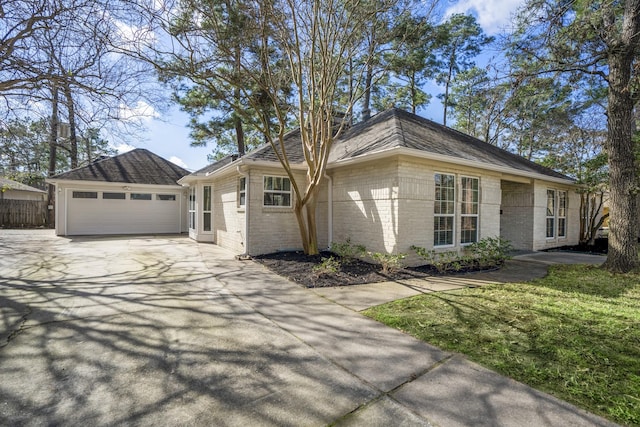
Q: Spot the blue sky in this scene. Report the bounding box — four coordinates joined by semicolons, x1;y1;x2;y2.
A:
112;0;524;172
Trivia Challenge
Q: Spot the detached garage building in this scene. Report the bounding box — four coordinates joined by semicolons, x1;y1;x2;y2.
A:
47;149;189;236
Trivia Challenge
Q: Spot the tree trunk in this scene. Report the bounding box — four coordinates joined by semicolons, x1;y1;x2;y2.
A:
602;52;639;272
63;82;78;168
293;180;321;255
47;85;59;227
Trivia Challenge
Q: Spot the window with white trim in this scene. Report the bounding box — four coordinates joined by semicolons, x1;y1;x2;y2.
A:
461;177;479;244
263;176;291;207
238;177;246;207
434;173;455;246
188;186;196;230
558;191;567;238
203;185;212;232
546;189;556;238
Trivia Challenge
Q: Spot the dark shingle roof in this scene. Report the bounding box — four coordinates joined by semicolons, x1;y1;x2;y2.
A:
0;177;46;193
51;148;189;185
187;108;571;182
329;109;570;180
191;154;238;175
243;129;305;163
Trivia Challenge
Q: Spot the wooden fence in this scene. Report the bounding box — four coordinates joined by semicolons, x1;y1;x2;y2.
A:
0;199;49;228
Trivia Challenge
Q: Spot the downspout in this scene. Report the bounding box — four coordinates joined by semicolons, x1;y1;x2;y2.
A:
324;172;333;249
237;165;250;257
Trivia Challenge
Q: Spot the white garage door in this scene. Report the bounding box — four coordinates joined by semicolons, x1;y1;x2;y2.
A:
66;190;182;235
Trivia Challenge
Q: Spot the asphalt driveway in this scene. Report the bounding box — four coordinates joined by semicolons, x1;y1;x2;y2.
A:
0;231;615;426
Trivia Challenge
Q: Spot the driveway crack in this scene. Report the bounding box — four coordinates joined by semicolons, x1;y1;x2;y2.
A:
1;305;32;349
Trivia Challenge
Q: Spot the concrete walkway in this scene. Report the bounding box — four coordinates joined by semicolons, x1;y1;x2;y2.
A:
0;231;615;426
313;251;606;311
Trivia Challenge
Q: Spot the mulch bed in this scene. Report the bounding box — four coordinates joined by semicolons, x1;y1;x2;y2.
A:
543;238;608;255
253;251;486;288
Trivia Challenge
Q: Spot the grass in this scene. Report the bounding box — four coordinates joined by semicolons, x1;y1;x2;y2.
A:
363;264;640;426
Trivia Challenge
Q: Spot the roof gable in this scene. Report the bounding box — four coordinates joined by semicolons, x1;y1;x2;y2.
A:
0;177;47;193
51;149;189;185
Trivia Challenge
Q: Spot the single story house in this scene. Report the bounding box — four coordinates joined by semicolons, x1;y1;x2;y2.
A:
179;108;579;264
47;149;189;236
0;177;47;201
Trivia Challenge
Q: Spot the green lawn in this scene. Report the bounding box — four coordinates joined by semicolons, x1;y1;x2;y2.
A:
363;265;640;426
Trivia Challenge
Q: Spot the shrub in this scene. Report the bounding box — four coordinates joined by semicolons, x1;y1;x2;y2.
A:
330;239;366;263
312;256;341;275
464;237;513;268
368;251;406;275
412;237;513;273
411;246;465;273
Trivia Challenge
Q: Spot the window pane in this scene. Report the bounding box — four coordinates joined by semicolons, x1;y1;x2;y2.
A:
203;212;211;232
239;178;246;206
558;191;567;217
546;218;555;238
558;218;566;237
72;191;97;199
203;186;211;211
547;190;555;216
461;217;478;244
157;194;176;201
131;193;152;200
434;216;454;246
103;192;125;200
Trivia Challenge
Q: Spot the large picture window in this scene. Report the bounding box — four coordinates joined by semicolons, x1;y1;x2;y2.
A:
203;186;212;232
434;173;455;246
461;177;479;244
546;189;556;238
263;176;291;207
558;191;567;238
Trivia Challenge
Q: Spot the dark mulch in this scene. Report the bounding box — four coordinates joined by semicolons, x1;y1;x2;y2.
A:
543;238;608;255
253;251;495;288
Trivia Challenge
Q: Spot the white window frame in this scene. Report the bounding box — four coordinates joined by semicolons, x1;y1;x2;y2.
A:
558;190;567;238
434;173;456;247
203;185;212;232
460;176;479;245
188;186;196;230
238;177;246;207
263;175;292;208
546;189;556;239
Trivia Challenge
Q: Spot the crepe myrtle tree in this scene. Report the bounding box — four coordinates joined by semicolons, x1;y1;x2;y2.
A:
156;0;410;255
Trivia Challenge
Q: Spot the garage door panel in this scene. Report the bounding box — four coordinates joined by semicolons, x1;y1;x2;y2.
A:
67;192;182;235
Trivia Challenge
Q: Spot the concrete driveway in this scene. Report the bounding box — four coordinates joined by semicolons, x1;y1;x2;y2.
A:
0;231;615;426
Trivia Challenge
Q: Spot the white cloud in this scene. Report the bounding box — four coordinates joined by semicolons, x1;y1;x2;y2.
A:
114;143;136;154
169;156;189;169
445;0;525;35
118;101;160;123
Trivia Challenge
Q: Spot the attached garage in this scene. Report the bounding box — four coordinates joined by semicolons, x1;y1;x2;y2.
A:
47;149;189;236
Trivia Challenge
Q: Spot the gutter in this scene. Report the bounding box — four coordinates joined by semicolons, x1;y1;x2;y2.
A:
323;172;333;249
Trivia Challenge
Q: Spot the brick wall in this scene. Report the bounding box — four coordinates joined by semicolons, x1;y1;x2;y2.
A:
500;181;534;250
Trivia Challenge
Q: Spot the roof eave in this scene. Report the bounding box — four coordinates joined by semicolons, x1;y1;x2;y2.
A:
45;178;184;189
329;146;576;185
